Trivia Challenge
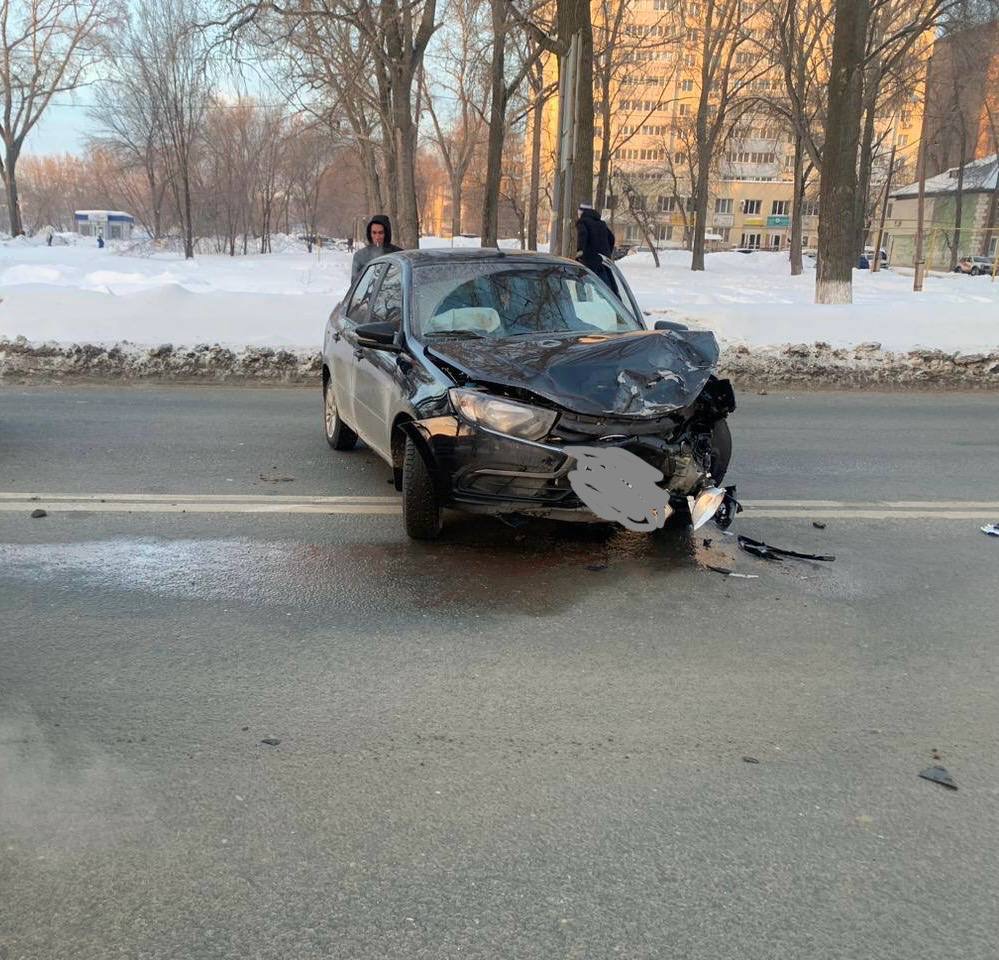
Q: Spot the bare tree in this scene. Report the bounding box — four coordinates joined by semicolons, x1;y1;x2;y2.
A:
687;0;769;271
89;11;174;240
592;0;681;211
0;0;115;235
422;0;489;237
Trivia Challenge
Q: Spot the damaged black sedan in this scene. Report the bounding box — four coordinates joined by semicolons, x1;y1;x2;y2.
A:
322;249;735;540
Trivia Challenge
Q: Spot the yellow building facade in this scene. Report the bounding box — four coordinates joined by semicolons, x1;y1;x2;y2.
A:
526;0;929;252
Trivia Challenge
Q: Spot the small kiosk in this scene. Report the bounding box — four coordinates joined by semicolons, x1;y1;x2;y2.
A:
74;210;135;242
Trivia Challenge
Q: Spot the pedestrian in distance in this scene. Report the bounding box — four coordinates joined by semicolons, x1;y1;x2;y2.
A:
575;202;618;297
351;215;401;283
346;235;354;253
97;233;105;249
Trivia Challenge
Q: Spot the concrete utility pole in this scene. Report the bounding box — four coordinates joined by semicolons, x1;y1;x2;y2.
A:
550;31;582;258
871;141;896;274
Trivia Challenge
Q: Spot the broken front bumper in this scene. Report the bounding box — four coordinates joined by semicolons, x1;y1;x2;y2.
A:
401;415;602;520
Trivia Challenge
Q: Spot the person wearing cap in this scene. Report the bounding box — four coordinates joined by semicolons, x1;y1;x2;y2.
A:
575;202;618;295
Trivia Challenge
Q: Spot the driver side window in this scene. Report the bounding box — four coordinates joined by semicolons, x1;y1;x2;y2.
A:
346;264;383;325
369;265;403;329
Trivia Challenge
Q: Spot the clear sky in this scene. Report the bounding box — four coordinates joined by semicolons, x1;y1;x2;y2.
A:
25;91;95;156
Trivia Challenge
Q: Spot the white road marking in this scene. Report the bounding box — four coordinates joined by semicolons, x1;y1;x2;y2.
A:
0;492;997;519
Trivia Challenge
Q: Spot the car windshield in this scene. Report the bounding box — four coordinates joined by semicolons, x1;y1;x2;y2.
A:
412;260;641;339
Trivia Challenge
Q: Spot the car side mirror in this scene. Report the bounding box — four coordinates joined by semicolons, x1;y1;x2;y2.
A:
355;320;401;351
654;319;689;332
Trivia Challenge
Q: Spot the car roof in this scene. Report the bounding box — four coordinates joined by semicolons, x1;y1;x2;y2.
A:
385;248;575;268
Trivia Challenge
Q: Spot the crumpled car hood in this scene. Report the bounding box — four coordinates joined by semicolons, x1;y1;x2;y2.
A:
426;329;719;417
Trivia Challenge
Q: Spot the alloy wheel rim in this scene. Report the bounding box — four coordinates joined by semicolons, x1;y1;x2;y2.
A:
325;382;338;437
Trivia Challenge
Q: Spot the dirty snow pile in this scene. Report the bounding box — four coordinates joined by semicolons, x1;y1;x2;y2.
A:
1;233;997;385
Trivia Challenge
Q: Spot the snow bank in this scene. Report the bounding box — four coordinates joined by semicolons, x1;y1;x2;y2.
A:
0;238;996;386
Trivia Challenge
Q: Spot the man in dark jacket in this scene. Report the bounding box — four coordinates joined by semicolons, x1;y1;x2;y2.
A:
575;203;617;296
351;214;402;282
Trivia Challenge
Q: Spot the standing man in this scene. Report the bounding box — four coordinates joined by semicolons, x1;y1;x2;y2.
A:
97;232;105;249
351;215;401;283
575;202;618;296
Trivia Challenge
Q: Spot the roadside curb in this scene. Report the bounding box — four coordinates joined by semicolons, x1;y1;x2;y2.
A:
2;336;998;389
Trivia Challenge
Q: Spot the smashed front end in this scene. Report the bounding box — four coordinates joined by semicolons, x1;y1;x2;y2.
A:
403;328;736;524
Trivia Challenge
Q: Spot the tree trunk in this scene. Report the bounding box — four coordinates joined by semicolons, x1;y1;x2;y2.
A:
527;88;544;250
790;135;805;276
950;130;967;269
816;0;870;304
690;151;710;271
854;100;877;260
481;0;507;248
392;91;421;249
594;61;613;210
182;169;195;259
451;175;463;238
3;143;24;237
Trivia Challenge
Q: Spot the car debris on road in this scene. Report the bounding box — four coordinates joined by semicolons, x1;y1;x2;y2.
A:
981;523;999;537
738;535;835;563
918;765;958;790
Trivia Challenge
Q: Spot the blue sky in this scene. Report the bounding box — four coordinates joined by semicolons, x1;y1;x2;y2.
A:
25;91;94;156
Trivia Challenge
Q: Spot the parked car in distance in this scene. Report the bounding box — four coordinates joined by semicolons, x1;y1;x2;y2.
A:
954;255;995;276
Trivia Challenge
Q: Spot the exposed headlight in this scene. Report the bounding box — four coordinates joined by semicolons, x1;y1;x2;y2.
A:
449;388;557;441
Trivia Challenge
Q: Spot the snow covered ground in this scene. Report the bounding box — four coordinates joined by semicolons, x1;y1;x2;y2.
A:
1;232;996;352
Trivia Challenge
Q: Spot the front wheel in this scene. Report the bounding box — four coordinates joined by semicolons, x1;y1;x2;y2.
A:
324;374;357;450
970;266;981;276
709;419;732;485
403;437;442;540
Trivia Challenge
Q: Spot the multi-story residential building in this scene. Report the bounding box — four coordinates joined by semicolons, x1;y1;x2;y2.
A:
526;0;928;253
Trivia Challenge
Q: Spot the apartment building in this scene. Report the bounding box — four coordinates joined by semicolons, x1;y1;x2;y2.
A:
527;0;927;252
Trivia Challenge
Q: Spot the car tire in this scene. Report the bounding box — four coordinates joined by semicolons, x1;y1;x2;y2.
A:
324;374;357;450
710;419;732;485
953;266;962;273
403;437;442;540
970;266;981;276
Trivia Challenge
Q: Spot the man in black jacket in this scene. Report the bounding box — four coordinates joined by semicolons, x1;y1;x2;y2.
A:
575;203;618;296
351;214;402;283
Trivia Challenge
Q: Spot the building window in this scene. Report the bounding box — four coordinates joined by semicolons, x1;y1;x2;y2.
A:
683;53;696;67
989;236;998;257
718;227;731;243
680;79;694;92
742;199;761;215
678;103;688;116
657;195;677;212
658;224;674;241
885;202;893;218
740;233;762;249
626;224;641;241
771;200;789;216
770;234;782;249
715;198;733;214
801;200;819;217
896;134;909;147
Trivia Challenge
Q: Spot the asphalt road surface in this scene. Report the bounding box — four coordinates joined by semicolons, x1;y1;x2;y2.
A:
2;386;998;960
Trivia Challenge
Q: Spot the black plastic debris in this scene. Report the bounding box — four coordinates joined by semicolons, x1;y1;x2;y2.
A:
260;738;282;747
813;521;827;530
742;756;760;764
706;565;759;579
918;765;957;790
714;486;743;530
702;538;713;548
30;508;47;518
738;535;835;563
981;523;999;537
586;563;608;572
